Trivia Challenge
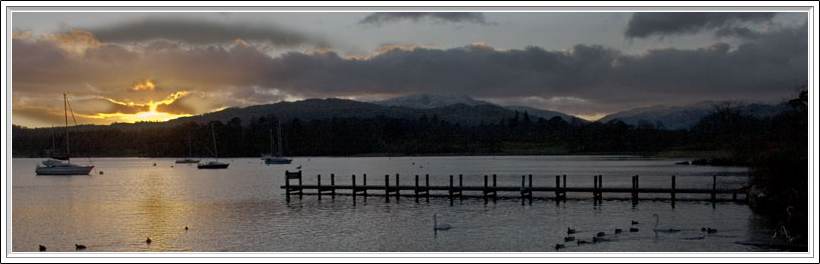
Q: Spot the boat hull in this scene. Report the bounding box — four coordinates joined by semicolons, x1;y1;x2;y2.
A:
197;163;229;169
264;158;293;165
36;165;94;175
175;159;201;164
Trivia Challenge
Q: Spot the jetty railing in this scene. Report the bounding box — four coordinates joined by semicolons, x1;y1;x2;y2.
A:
281;171;747;207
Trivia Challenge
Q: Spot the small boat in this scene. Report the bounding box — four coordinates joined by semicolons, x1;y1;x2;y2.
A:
198;124;229;169
36;94;94;175
262;120;292;165
176;132;200;164
197;161;230;169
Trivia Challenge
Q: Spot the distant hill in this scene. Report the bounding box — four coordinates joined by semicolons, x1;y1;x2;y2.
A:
375;93;583;123
599;101;789;130
154;98;530;127
502;105;586;123
374;92;491;109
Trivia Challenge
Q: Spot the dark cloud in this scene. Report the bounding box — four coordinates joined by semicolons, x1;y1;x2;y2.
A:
359;12;495;26
73;98;150;115
12;22;807;125
81;18;329;47
625;12;776;38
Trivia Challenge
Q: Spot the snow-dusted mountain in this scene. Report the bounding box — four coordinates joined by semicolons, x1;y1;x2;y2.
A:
599;101;789;130
374;93;491;109
374;93;583;122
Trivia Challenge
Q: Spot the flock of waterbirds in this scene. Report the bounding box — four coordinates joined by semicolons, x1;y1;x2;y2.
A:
553;213;719;250
37;226;189;252
37;213;722;251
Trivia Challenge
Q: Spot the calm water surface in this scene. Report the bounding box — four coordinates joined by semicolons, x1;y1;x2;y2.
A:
12;156;780;252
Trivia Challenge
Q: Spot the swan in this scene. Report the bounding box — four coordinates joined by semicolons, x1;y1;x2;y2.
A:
652;213;681;233
433;214;451;231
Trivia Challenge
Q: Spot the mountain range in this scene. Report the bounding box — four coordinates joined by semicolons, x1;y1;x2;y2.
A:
103;93;788;131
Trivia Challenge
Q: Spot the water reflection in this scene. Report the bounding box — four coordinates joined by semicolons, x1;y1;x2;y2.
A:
12;157;773;252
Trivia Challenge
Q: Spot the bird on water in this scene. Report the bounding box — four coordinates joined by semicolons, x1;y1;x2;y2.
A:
75;244;87;250
567;227;576;234
146;237;152;244
39;245;46;251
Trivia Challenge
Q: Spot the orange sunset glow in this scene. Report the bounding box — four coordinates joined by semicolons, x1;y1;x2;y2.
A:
85;81;193;123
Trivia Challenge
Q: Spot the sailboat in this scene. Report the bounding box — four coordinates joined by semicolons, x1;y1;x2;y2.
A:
35;94;94;175
198;124;229;169
175;132;200;164
262;119;292;165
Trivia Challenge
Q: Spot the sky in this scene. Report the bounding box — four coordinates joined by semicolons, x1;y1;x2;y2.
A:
9;7;811;127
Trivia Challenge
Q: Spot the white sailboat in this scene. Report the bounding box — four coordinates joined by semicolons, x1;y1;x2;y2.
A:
262;119;292;165
35;94;94;175
198;124;229;169
176;132;200;164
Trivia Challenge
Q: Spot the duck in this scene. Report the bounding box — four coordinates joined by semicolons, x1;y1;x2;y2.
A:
615;228;623;234
701;227;717;234
554;243;566;250
567;227;576;234
39;245;46;251
185;226;189;231
75;244;87;250
629;227;639;232
596;231;606;237
577;239;589;245
146;237;152;244
564;236;575;242
631;220;639;225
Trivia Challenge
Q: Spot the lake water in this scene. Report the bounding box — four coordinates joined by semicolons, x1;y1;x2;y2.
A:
11;156;783;253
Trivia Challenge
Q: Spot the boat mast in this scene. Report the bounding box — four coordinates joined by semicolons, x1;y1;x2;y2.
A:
277;119;283;157
269;128;274;156
211;124;218;162
51;125;56;155
64;93;70;163
188;131;193;157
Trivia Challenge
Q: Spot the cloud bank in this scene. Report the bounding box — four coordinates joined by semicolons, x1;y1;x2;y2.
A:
359;12;495;26
12;17;807;126
625;12;777;38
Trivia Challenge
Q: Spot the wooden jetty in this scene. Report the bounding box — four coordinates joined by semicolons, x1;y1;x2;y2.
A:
281;171;748;207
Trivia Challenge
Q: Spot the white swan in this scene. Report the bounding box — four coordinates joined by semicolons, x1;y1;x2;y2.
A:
652;213;681;233
434;214;451;231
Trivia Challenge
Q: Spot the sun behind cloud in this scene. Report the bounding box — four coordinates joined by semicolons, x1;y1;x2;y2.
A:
87;80;194;123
